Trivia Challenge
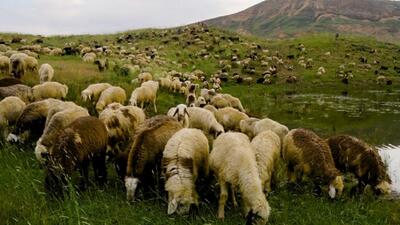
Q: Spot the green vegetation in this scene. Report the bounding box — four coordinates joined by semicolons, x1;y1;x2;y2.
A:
0;27;400;224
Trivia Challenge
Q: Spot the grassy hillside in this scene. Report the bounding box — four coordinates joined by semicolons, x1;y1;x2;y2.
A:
0;26;400;225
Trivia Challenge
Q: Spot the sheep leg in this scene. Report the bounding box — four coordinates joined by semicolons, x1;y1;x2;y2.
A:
153;99;157;113
93;153;107;185
231;185;238;208
217;181;228;219
78;160;89;190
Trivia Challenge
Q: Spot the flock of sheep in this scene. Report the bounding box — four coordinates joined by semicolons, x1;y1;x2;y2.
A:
0;25;394;225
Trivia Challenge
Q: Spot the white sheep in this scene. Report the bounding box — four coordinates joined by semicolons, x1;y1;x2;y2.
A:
171;78;181;93
0;84;32;103
35;106;89;163
83;52;96;63
32;82;68;101
138;72;153;84
129;86;157;113
38;64;54;83
0;96;26;139
250;131;281;193
214;107;249;131
159;77;172;89
195;96;207;107
163;128;209;215
221;94;245;112
167;104;190;128
0;56;10;75
203;104;218;114
96;86;127;113
186;107;224;137
210;132;271;224
200;88;216;102
99;104;145;155
24;56;38;72
81;83;112;103
210;94;231;109
240;117;289;141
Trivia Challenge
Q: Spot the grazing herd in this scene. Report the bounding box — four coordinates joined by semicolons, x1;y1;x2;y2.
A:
0;25;395;224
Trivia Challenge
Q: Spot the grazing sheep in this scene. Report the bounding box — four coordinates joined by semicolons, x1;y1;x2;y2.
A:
24;56;38;72
94;59;107;72
283;129;344;199
32;82;68;101
49;48;62;56
159;77;172;89
0;96;26;139
251;131;281;193
163;128;209;215
96;86;127;113
327;135;391;195
129;85;158;113
171;78;182;93
200;88;216;103
138;72;153;84
82;52;96;63
195;96;207;107
81;83;112;103
35;106;89;163
10;55;26;78
43;116;108;196
167;104;190;128
221;94;245;112
0;56;10;75
186;107;224;137
99;105;146;156
10;99;63;142
210;94;231;109
38;64;54;83
125;115;183;201
0;78;22;87
186;93;196;107
214;107;249;131
210;132;270;224
240;118;289;141
0;84;32;103
203;104;218;114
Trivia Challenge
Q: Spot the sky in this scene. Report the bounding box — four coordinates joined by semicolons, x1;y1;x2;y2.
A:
0;0;264;35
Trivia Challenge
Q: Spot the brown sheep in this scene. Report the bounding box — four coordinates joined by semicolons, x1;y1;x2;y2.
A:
43;116;108;197
0;84;32;103
283;128;344;198
10;56;26;79
327;135;391;195
0;78;22;87
125;115;183;201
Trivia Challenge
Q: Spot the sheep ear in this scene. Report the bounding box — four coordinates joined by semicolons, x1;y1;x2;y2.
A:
328;184;336;199
168;198;178;215
173;108;179;117
184;108;189;117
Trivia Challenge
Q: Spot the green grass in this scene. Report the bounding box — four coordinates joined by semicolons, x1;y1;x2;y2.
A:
1;27;400;224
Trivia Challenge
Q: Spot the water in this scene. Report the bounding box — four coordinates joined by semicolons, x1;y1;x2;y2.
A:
378;145;400;196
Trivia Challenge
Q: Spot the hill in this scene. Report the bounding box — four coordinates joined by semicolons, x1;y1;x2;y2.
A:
204;0;400;42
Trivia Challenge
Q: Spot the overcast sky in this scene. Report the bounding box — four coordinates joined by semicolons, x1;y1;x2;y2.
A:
0;0;264;35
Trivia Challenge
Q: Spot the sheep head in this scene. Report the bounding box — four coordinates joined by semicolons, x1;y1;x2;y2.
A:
125;176;139;201
167;189;198;215
375;181;391;195
328;176;344;199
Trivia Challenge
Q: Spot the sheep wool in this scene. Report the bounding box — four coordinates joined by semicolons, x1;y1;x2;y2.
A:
38;64;54;83
0;96;26;139
32;82;68;101
214;107;249;132
240;117;289;141
0;56;10;75
327;135;391;195
186;107;224;137
167;104;190;128
96;86;126;113
0;84;32;103
125;115;183;201
210;132;270;224
163;128;209;215
81;83;112;103
283;128;344;199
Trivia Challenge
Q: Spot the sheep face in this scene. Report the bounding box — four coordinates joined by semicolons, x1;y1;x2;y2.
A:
246;204;270;225
44;166;69;198
375;181;391;195
168;192;197;215
173;105;189;123
210;124;224;138
125;176;139;201
328;176;344;199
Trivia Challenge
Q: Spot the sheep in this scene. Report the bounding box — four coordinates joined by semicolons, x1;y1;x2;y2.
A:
250;131;281;193
0;56;10;75
186;107;224;137
240;117;289;141
138;72;153;84
0;84;32;103
200;88;216;102
94;59;107;72
43;116;108;197
203;104;218;114
210;94;231;109
171;78;182;93
99;105;146;156
195;96;207;107
9;99;64;142
38;64;54;83
0;96;26;140
32;82;68;101
24;56;38;72
214;107;249;132
125;115;183;201
35;106;89;163
96;86;127;113
0;78;22;87
167;104;190;128
327;135;391;195
129;82;158;113
159;77;172;89
49;48;62;56
210;132;270;224
186;93;196;107
82;52;96;63
221;94;245;112
81;83;112;104
163;128;209;215
282;129;344;199
10;55;26;78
